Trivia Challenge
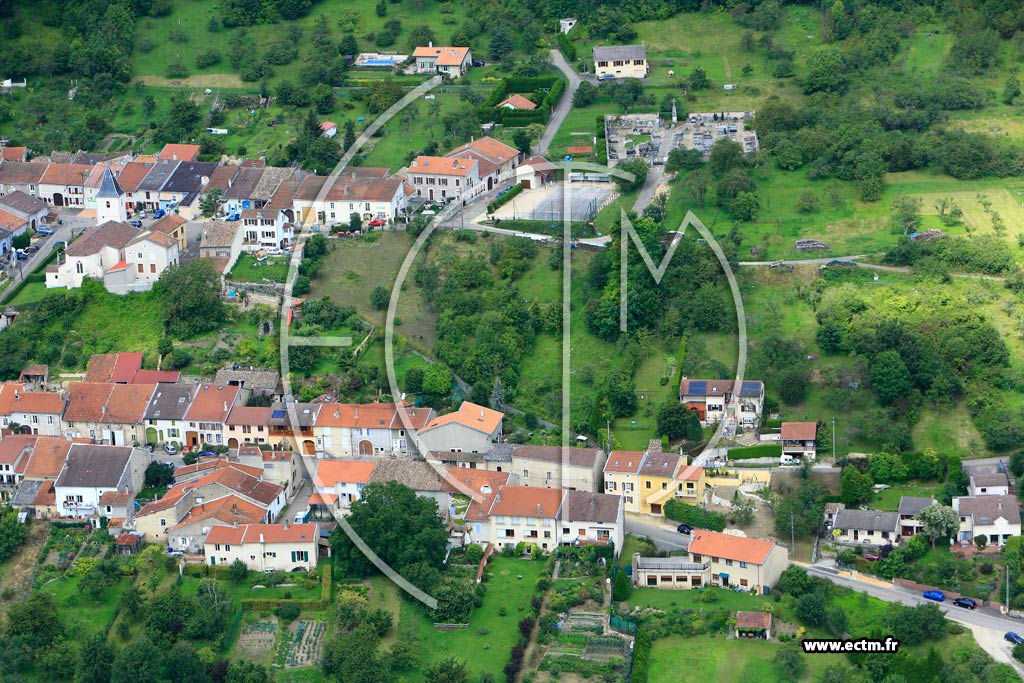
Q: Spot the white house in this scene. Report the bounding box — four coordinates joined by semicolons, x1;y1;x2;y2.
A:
38;162;90;208
311;459;376;512
832;509;899;548
312;175;409;225
954;495;1021;547
94;166;127;225
969;472;1010;497
445;137;522;193
483;444;607;492
320;122;337;138
45;221;179;294
204;522;320;571
240;208;293;252
679;378;764;428
592;45;648;79
0;190;49;232
780;422;816;461
312;402;434;458
418;401;503;457
412;45;472;78
143;383;196;447
0;382;65;436
406;155;481;203
53;444;148;519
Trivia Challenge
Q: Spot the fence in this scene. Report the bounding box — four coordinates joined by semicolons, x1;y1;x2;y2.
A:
609;615;638;634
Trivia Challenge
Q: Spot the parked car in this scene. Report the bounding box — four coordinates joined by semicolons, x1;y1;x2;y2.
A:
953;597;977;609
923;590;945;602
598;74;616;81
154;209;166;219
471;60;485;67
1006;632;1024;645
35;226;54;236
197;450;217;458
14;249;28;260
145;444;155;453
163;443;178;455
265;247;283;255
367;218;386;227
137;210;147;218
862;553;880;561
226;212;240;221
129;220;143;228
54;241;66;251
24;245;39;254
676;523;693;535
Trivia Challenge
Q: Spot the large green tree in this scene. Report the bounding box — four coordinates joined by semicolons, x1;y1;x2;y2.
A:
915;503;959;547
331;481;448;576
0;506;28;561
869;350;913;405
840;466;874;505
155;259;227;339
801;47;849;94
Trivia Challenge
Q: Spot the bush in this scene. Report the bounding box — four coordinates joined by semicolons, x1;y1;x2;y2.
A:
727;444;781;460
486;183;523;214
663;500;726;532
277;602;300;622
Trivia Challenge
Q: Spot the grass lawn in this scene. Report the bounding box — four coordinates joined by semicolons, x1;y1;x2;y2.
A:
627;586;773;613
869;482;942;512
649;634;844;683
227;253;292;284
398;557;546;682
40;574;129;638
6;281;51;306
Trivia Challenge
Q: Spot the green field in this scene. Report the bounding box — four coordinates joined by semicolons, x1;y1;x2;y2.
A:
870;482;943;512
227;253;292;283
649;635;843;683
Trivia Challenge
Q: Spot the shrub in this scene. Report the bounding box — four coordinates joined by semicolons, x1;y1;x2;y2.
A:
277;602;300;622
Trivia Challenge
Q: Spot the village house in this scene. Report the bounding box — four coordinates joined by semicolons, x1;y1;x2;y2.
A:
61;382;156;445
780;422;817;461
143;383;195;447
223;405;273;448
266;401;318;452
412;44;472;78
418;401;503;457
115;162;155;214
84;351;178;385
133;465;285;551
310;459;376;513
183;383;241;449
320;122;337;138
158;143;201;162
223;166;266;215
497;94;537;111
160;160;219;219
172;458;263;484
679;378;765;428
38;162;90;208
467;485;624;555
313;402;433;458
831;509;900;548
150;213;188;251
823;502;845;530
953;494;1021;547
309;174;409;225
603;451;646;513
235;445;301;496
969;472;1010;497
0;435;34;501
9;436;79;519
637;452;683;515
198;220;243;274
204;522;321;571
0;381;65;436
642;529;787;593
0;190;49;232
240;208;293;252
53;444;148;520
446;137;522;193
516;156;557;190
897;496;935;537
406;155;480;203
0;162;48;198
592;45;649;79
367;458;451;515
482;444;607;492
1;146;28;163
735;612;773;640
45;220;179;294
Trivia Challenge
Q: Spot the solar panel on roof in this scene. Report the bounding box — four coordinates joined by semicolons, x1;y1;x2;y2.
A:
740;381;761;397
272;410;286;419
688;381;707;395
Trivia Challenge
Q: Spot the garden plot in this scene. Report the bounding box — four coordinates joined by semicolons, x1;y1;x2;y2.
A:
285;620;327;668
235;618;278;661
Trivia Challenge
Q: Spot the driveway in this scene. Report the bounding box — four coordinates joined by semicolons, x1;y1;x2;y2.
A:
624;513;691;551
538;50;581;156
3;212;81;286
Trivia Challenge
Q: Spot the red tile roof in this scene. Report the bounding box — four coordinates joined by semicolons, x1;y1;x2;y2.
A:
498;94;537;110
110;352;143;383
184;383;240;423
158;144;201;161
22;437;77;478
409;156;477;177
40;163;91;187
735;611;772;629
0;382;64;415
0;435;35;465
205;522;319;545
313;460;376;487
1;147;27;162
489;485;563;518
226;406;273;426
603;451;646;474
115;162;156;192
421;401;503;436
170;494;265;530
781;422;817;441
688;530;776;565
131;370;181;384
412;45;471;67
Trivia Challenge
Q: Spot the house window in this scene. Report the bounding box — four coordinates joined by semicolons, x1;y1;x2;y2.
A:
725;559;733;566
76;262;84;274
740;562;748;568
523;470;529;478
150;264;156;273
160;518;166;527
137;264;144;273
645;481;651;489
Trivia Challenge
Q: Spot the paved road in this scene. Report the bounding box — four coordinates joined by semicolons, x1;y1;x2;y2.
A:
631;128;678;214
806;562;1024;676
624;515;691;551
538;50;581;156
737;256;1006;281
3;216;80;286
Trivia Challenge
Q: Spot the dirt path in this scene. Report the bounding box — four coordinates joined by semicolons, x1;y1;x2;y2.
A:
0;522;48;600
966;623;1024;678
517;580;555;683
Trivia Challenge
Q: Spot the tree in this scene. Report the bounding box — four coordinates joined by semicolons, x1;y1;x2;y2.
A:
164;642;208;683
773;642;806;679
657;401;692;440
489;27;514;60
404;367;424;393
225;660;270;683
916;503;959;547
665;148;703;174
840;465;874;505
422;363;452;398
111;638;163;683
682;168;710;208
801;47;848;94
612;569;632;601
77;634;115;683
489;377;504;411
348;212;362;232
688;66;710;90
573;80;597;107
1004;75;1021;105
155;259;227;339
144;461;174;488
889;196;921;235
0;506;28;561
708;139;745;176
614;158;648;192
512;128;531;155
370;286;389;310
407;24;435;52
312;83;335;114
5;592;62;648
776;565;813;597
228;558;249;582
778;366;810;404
331;481;448;576
160;94;202;144
424;657;469;683
797;190;819;213
869;350;912;405
795;590;827;626
731;191;760;221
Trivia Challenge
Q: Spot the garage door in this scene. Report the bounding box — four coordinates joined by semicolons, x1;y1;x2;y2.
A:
521;179;531;189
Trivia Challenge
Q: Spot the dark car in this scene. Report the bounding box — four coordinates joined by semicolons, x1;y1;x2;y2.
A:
923;590;945;602
129;220;143;228
197;450;217;458
1006;632;1024;645
145;444;155;453
953;597;977;609
154;209;166;219
35;226;54;236
471;60;485;67
676;523;693;535
862;553;880;561
14;249;28;260
24;245;40;254
54;241;66;251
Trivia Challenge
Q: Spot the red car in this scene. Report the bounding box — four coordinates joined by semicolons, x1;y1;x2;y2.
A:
367;218;386;227
862;553;880;561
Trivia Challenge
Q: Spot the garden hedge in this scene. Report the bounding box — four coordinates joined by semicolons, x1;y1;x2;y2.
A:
487;183;523;213
727;443;782;460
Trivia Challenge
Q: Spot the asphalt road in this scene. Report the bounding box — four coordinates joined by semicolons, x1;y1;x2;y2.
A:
538;50;581;156
624;515;691;551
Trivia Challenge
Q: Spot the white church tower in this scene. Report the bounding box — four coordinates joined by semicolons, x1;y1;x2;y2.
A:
95;166;126;225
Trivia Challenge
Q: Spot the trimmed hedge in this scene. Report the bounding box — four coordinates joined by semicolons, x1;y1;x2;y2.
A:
664;499;727;532
557;33;576;62
727;443;782;460
480;75;564;125
631;628;652;682
487;183;523;213
763;418;782;429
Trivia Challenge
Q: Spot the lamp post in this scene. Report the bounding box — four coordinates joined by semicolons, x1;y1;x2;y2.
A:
832;417;836;461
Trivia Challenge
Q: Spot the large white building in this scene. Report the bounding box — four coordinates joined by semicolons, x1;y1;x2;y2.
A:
418;401;504;457
592;45;648;79
204;523;320;571
53;444;148;520
954;495;1021;547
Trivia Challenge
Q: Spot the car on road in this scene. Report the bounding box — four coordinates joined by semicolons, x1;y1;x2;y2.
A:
367;218;386;227
598;74;616;81
163;443;178;455
24;245;40;254
676;523;693;534
226;212;240;221
14;249;28;260
129;220;143;228
1006;632;1024;645
35;226;54;236
153;209;166;219
923;590;945;602
471;60;485;67
197;450;217;459
862;553;880;561
953;597;977;609
54;241;66;251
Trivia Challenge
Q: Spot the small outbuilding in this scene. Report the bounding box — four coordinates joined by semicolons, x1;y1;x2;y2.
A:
735;611;772;639
115;532;143;555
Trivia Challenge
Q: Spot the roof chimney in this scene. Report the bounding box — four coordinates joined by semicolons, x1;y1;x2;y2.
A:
334;409;340;418
223;401;228;412
537;503;542;515
284;519;289;530
428;41;433;48
354;407;359;419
